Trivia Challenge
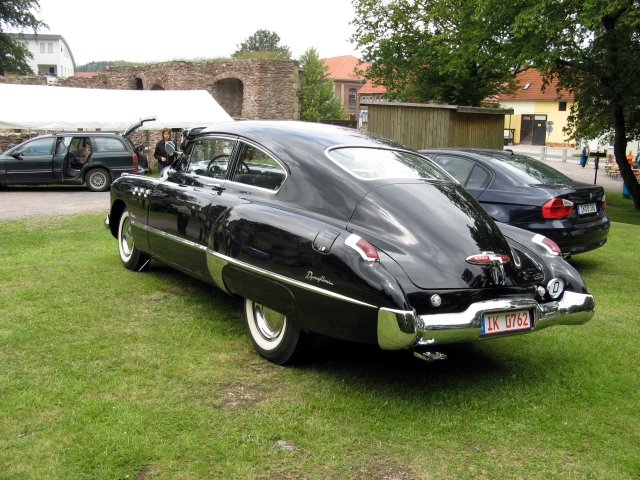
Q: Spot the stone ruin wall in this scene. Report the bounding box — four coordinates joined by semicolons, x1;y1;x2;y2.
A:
0;60;300;164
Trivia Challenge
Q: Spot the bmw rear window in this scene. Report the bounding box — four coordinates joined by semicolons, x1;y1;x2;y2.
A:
327;147;451;181
495;154;574;185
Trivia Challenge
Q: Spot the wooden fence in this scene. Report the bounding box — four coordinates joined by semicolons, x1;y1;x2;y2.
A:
362;101;512;150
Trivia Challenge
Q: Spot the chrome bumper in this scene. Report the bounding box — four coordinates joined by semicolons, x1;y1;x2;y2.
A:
377;291;595;350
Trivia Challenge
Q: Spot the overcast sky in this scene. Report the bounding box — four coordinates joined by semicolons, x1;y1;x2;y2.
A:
31;0;361;66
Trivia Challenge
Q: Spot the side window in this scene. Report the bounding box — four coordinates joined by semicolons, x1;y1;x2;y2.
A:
93;137;126;152
66;137;93;167
466;165;491;189
185;137;236;179
433;155;475;185
17;137;55;155
231;143;286;191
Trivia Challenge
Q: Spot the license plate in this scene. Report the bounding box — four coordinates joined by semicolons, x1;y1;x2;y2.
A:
481;310;532;335
577;203;597;215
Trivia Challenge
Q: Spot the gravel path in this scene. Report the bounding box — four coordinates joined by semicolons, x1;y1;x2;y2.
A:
0;186;110;220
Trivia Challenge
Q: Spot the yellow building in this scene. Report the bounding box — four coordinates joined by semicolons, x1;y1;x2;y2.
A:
496;70;574;146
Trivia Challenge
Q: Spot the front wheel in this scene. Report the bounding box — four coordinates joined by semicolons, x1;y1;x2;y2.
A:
118;209;150;271
244;299;312;365
86;168;112;192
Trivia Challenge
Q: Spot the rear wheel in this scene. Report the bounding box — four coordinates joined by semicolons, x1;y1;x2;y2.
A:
118;209;150;271
244;299;312;365
86;168;112;192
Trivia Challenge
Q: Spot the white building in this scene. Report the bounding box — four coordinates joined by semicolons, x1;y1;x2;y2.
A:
8;33;76;78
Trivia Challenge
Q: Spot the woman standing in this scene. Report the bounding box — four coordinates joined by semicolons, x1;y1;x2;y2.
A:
154;128;172;176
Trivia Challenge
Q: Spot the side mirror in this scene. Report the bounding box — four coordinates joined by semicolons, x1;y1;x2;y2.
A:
11;152;23;159
165;141;176;155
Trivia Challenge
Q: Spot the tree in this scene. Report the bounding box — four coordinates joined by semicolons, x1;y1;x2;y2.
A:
0;0;46;75
351;0;640;208
350;0;531;106
232;29;292;60
299;48;346;122
512;0;640;208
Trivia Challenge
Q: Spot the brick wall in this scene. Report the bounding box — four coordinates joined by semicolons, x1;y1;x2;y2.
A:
56;59;301;120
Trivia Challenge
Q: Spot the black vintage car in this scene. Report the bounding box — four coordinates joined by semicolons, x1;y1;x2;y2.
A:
0;118;154;192
106;121;595;365
419;148;610;256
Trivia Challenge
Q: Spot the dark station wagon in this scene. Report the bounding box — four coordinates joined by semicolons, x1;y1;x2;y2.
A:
0;118;154;192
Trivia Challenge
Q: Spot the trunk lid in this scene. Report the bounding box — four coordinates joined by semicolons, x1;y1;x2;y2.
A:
348;181;518;289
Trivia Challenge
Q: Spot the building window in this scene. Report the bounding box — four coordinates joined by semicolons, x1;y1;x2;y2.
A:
39;42;45;53
523;83;531;90
559;101;567;111
47;42;53;53
349;88;357;108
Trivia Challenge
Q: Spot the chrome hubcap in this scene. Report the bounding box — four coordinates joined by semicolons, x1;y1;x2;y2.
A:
91;172;106;188
253;303;285;341
120;216;133;258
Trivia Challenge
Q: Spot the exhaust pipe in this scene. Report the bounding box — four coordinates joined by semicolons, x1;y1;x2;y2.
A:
413;351;447;362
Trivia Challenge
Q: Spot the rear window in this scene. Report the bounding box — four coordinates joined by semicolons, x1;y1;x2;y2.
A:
93;137;126;152
495;154;573;185
327;147;451;181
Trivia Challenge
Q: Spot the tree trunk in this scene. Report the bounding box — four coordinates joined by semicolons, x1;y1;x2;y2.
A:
613;105;640;209
603;9;640;209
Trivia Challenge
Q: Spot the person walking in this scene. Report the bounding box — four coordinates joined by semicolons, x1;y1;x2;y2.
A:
154;128;173;176
579;143;590;168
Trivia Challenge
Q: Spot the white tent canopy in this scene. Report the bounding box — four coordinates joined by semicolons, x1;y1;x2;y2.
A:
0;84;233;131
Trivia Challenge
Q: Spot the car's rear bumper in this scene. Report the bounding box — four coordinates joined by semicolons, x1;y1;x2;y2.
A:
526;216;610;255
377;291;594;350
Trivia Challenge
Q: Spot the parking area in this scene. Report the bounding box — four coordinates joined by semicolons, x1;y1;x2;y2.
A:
0;186;110;220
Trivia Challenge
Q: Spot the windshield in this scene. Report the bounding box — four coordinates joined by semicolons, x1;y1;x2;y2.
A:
327;147;451;181
496;154;574;185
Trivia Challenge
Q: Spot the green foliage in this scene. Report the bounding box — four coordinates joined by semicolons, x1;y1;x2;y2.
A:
512;0;640;144
75;60;132;72
0;0;46;75
232;29;291;60
351;0;529;106
299;47;346;122
511;0;640;207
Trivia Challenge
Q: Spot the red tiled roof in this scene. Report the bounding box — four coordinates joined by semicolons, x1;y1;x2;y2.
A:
323;55;369;81
359;79;387;94
497;69;573;101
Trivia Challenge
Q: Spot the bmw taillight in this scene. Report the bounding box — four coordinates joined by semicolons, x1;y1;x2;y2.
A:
131;152;139;167
532;234;562;255
345;234;379;262
602;194;607;210
542;197;573;219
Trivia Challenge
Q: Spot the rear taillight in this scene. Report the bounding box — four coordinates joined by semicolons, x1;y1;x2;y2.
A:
602;194;606;210
542;197;573;219
345;234;379;262
532;234;562;255
131;152;139;167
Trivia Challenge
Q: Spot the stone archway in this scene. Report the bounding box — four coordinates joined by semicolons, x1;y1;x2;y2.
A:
209;78;243;118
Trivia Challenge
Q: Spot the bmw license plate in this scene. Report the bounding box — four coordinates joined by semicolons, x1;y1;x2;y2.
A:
578;203;597;215
481;310;532;335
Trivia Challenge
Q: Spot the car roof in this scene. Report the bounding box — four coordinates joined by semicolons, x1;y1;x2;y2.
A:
200;120;407;152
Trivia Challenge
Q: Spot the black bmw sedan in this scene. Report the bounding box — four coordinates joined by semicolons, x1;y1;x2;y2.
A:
419;148;610;256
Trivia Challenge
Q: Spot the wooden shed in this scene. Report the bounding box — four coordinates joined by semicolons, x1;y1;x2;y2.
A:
361;101;513;150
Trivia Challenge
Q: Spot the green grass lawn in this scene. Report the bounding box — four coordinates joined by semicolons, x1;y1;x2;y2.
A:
1;211;638;479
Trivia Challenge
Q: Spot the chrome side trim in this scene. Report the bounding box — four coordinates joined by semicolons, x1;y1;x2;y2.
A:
137;221;377;309
378;308;417;350
376;293;595;350
206;253;231;294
